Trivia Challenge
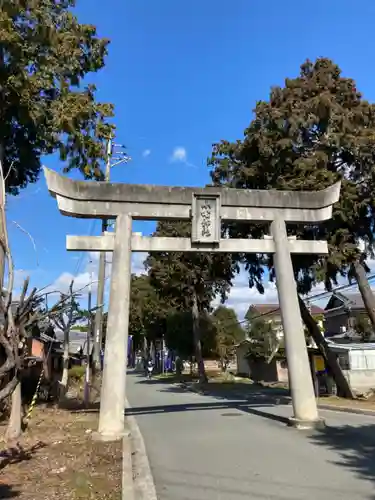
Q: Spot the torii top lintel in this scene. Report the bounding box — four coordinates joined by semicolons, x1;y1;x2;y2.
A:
43;167;341;223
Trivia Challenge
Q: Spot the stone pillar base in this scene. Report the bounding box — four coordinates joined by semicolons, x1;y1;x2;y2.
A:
92;428;131;442
288;417;326;431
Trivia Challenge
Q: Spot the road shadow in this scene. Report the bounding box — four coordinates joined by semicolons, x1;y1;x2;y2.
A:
0;442;46;472
126;399;290;425
309;422;375;494
133;373;195;386
152;376;375;493
130;371;292;424
129;372;375;495
133;371;288;394
0;484;19;498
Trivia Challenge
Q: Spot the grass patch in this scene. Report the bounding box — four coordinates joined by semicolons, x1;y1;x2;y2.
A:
68;365;86;382
153;371;261;387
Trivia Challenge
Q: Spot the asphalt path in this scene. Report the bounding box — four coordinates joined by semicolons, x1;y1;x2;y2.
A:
126;371;375;500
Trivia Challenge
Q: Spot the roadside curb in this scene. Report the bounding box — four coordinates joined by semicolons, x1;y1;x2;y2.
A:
125;398;158;500
122;430;135;500
318;404;375;417
179;381;375;418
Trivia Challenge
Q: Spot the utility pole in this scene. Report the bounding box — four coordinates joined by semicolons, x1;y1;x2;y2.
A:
84;266;93;406
92;137;112;370
92;136;131;370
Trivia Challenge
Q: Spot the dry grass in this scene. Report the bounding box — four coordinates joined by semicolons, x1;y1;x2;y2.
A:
318;395;375;411
154;369;250;384
0;403;122;500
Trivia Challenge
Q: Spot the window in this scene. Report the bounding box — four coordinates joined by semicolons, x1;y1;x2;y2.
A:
349;350;367;370
338;353;350;370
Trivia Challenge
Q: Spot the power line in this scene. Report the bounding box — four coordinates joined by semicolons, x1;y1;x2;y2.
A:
73;220;96;277
215;274;375;330
304;274;375;304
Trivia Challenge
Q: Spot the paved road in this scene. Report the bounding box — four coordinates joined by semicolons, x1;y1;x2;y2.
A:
126;372;375;500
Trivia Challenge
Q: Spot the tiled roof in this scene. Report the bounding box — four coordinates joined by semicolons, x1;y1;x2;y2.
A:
326;291;375;311
338;293;366;309
54;329;91;354
326;340;375;351
250;304;280;315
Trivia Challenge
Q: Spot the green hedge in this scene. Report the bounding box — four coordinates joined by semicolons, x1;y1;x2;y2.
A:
69;365;86;381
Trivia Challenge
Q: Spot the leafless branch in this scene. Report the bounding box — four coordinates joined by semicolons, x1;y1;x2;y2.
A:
0;156;36;402
0;375;18;401
0;333;15;377
19;278;30;309
3;161;14;184
11;221;38;266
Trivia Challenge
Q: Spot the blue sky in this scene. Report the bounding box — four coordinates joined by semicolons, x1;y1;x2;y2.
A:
7;0;375;317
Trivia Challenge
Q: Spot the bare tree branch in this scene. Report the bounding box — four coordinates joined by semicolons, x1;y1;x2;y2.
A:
3;161;14;184
0;157;40;405
0;375;18;401
11;221;39;266
18;278;29;309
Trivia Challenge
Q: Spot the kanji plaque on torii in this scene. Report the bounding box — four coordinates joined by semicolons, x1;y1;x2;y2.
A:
191;194;221;244
44;167;341;439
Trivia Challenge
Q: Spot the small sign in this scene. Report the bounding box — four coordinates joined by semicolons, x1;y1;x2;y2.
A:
313;355;325;373
191;193;221;243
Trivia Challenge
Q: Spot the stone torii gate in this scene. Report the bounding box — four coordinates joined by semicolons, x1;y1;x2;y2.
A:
44;167;341;439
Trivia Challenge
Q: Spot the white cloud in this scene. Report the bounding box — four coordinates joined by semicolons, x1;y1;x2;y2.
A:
132;253;148;275
142;149;151;158
45;237;375;317
213;273;279;320
219;240;375;320
4;268;33;300
170;146;187;163
47;250;148;307
13;269;30;289
214;268;336;321
218;256;375;321
169;146;197;168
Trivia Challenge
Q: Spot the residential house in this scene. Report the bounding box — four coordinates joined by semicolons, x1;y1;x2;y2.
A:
235;339;288;382
23;330;62;400
53;328;93;362
325;340;375;393
23;327;92;400
236;302;324;382
324;292;373;338
246;303;324;334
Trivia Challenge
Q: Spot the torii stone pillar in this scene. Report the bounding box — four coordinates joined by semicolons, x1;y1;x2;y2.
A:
44;167;341;438
99;214;132;438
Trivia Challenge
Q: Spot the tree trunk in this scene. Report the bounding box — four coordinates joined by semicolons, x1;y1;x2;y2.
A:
143;335;148;360
5;381;22;440
298;295;354;399
59;328;70;400
192;291;207;383
0;142;6;291
220;357;226;372
351;259;375;331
